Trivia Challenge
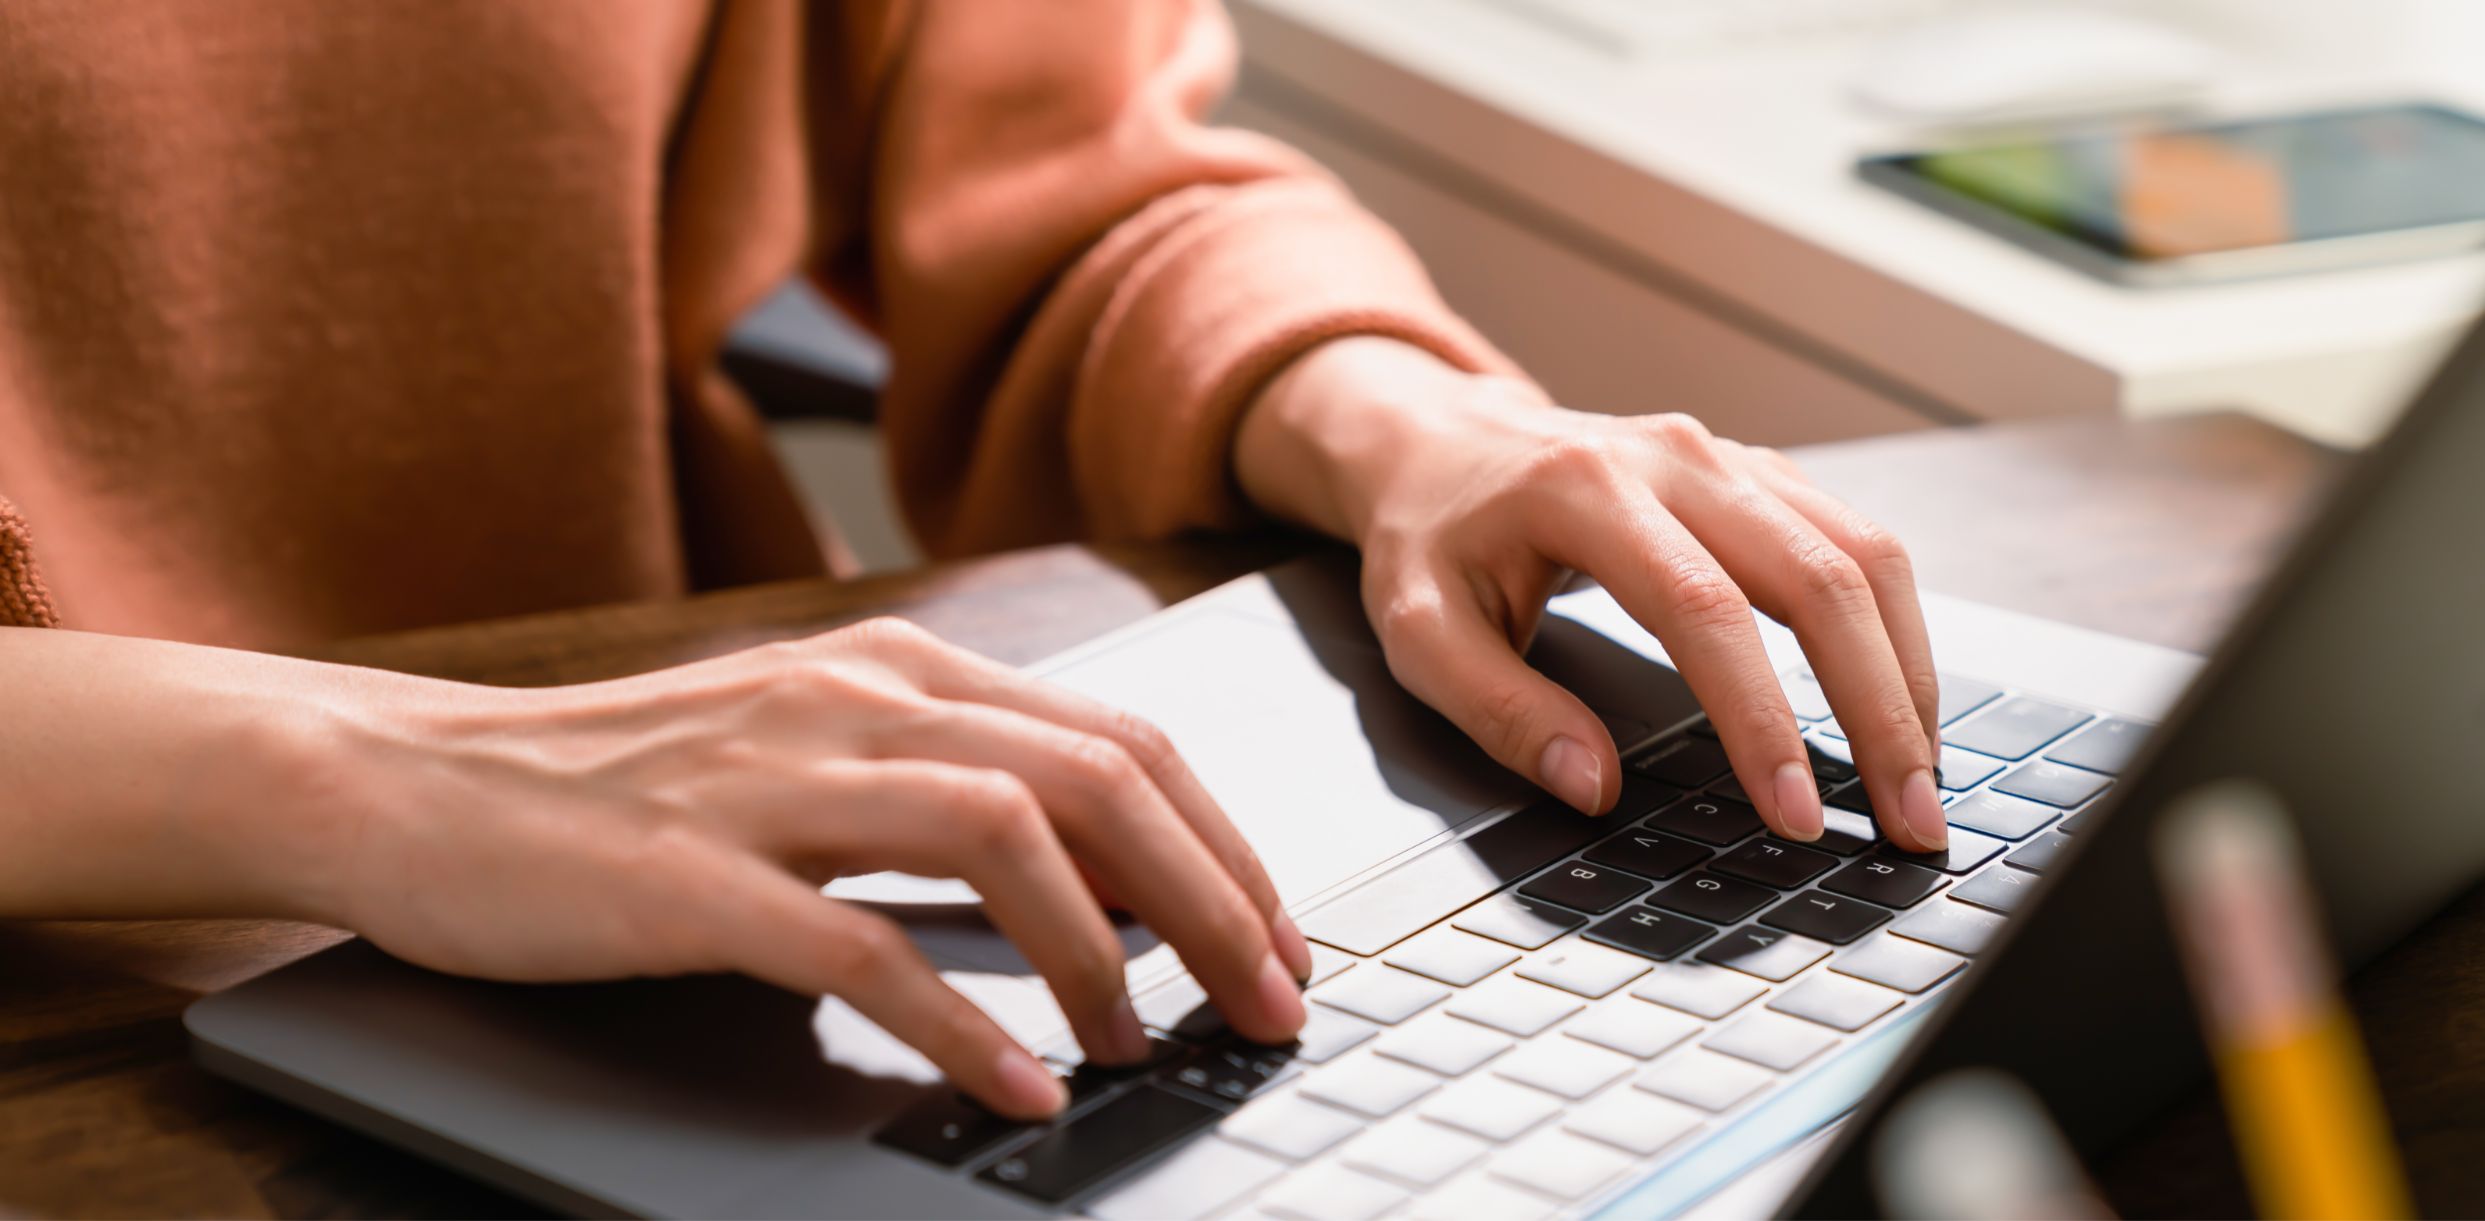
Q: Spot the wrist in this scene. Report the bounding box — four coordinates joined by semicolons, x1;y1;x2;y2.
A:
1234;337;1543;542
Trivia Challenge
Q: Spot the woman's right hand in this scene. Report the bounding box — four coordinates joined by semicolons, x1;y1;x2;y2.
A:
307;617;1313;1119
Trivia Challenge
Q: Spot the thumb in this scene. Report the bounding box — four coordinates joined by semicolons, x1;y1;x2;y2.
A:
1373;582;1618;814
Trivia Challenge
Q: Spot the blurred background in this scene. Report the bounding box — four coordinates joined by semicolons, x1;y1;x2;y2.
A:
736;0;2485;571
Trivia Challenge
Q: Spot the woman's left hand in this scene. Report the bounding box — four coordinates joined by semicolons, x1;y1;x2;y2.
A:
1235;337;1949;853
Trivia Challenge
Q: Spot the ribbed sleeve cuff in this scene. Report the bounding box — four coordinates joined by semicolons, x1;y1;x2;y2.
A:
0;496;60;628
1068;178;1524;538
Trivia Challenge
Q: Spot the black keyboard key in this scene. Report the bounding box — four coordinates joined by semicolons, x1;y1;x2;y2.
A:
875;1092;1031;1167
1585;905;1718;961
2007;831;2073;873
1649;871;1776;924
1298;798;1611;956
1880;828;2009;875
1629;736;1733;788
1936;745;2006;792
1585;829;1711;881
1687;716;1718;738
1163;1042;1297;1105
1612;775;1687;820
1709;839;1837;889
1936;676;2005;726
1760;890;1893;944
1994;760;2112;809
1806;741;1859;785
978;1084;1222;1204
1644;795;1765;846
2045;717;2151;775
1946;791;2059;841
1063;1039;1186;1103
1944;697;2091;760
1821;856;1946;908
1950;867;2039;915
1812;810;1880;856
1518;859;1651;914
1826;782;1875;816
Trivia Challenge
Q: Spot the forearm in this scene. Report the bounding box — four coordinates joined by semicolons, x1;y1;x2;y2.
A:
0;627;401;924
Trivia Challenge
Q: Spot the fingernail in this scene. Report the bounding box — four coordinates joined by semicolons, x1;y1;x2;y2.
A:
1105;995;1152;1064
1539;735;1605;814
993;1048;1067;1118
1903;769;1948;851
1274;912;1315;983
1255;950;1306;1035
1774;762;1824;841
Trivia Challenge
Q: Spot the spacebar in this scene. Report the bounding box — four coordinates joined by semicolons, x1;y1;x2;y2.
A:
1297;800;1608;956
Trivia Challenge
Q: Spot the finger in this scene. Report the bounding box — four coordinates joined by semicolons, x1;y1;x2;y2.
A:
838;620;1313;982
1746;462;1941;755
1367;563;1618;816
875;702;1306;1046
1534;485;1826;842
1670;473;1945;852
748;759;1151;1068
722;870;1066;1120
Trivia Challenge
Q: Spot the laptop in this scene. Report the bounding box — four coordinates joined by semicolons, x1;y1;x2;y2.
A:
187;318;2485;1218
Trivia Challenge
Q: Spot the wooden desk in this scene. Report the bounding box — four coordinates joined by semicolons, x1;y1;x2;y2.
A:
0;413;2372;1218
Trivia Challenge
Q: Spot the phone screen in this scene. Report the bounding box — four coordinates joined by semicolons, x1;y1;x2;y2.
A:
1868;103;2485;262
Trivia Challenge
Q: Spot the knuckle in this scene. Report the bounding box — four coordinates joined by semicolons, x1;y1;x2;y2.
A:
1525;435;1631;491
1099;710;1178;776
1791;541;1873;606
1373;583;1452;645
1467;679;1541;758
1641;412;1720;460
1061;733;1145;805
1660;561;1751;632
820;913;913;989
836;615;939;657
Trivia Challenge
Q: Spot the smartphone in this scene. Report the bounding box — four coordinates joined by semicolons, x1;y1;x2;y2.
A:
1859;102;2485;286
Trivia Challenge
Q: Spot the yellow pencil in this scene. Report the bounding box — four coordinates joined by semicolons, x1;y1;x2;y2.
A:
2155;780;2412;1221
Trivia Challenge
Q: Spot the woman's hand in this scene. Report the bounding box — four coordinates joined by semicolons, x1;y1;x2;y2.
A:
1236;337;1947;853
0;620;1308;1122
322;618;1314;1118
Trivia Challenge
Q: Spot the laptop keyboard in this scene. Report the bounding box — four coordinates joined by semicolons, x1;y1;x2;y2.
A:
873;671;2148;1218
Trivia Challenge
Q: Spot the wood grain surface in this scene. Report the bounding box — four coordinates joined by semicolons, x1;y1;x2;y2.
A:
0;413;2388;1219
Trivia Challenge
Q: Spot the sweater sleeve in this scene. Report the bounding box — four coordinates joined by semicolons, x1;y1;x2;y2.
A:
0;496;60;628
842;0;1519;557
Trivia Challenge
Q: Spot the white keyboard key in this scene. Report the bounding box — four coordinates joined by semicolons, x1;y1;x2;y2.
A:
1453;894;1583;950
1831;934;1967;994
1297;1053;1442;1117
1562;997;1701;1059
1313;965;1453;1026
1340;1114;1492;1188
1374;1013;1514;1076
1768;974;1904;1032
1134;974;1218;1037
1385;929;1521;987
1893;899;2008;956
1490;1038;1634;1100
1629;961;1768;1019
1403;1169;1557;1221
1636;1049;1772;1112
1087;1136;1286;1221
1295;1005;1382;1064
1221;1092;1364;1160
1255;1162;1410;1221
1444;977;1583;1037
1515;941;1651;998
1563;1090;1704;1157
1704;1011;1840;1071
1309;942;1361;986
1488;1127;1638;1201
1420;1075;1565;1141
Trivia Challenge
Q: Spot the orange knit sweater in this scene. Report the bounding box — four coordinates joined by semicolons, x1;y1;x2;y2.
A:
0;0;1509;648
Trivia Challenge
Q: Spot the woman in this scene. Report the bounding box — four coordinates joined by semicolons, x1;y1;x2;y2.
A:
0;0;1946;1120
